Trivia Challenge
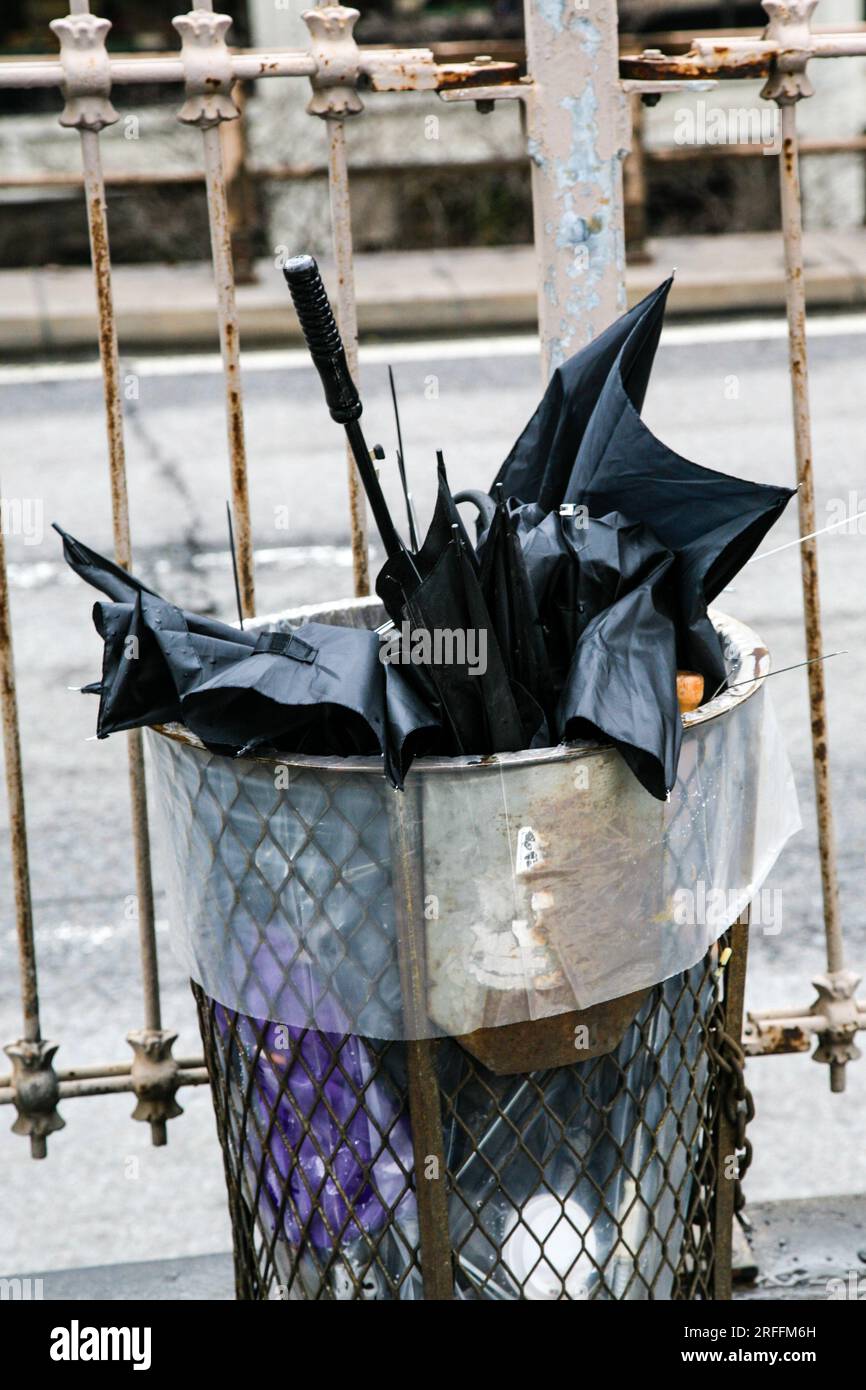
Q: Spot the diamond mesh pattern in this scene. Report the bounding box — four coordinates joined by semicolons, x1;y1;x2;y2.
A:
154;733;408;1038
194;941;730;1301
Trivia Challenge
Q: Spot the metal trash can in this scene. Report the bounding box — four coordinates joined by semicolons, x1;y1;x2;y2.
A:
148;601;799;1300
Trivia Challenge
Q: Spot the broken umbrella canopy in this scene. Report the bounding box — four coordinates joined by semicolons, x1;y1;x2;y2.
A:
55;525;438;789
464;276;796;798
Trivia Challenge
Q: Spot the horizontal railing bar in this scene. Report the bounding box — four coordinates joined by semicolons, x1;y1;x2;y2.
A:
0;53;309;90
3;133;865;196
3;29;866;94
0;1065;208;1104
0;1056;204;1089
619;19;866;51
0;48;520;92
622;32;866;81
3;991;865;1102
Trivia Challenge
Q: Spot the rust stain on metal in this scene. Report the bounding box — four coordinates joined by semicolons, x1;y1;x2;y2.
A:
743;1021;811;1056
201;121;256;617
79;131;167;1116
0;525;40;1044
433;60;518;90
775;99;844;1007
619;50;770;81
459;989;650;1074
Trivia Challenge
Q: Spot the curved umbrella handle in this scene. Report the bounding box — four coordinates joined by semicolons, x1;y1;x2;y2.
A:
453;488;497;534
283;254;361;425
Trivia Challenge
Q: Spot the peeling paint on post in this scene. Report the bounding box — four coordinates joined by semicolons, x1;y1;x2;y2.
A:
524;0;628;379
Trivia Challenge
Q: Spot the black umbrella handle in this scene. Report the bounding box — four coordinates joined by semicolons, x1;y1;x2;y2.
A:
283;254;416;569
283;255;362;424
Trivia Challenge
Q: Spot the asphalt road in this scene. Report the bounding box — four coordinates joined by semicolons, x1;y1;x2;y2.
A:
2;317;865;1278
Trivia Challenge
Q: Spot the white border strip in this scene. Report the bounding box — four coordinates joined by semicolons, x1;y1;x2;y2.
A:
4;313;866;386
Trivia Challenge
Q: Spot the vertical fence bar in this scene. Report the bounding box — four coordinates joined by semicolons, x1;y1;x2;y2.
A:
51;3;181;1145
79;128;161;1041
202;123;256;617
327;117;370;597
0;525;40;1047
758;0;852;1090
776;100;846;1068
220;81;257;285
623;94;650;263
0;482;65;1157
522;0;628;379
174;3;255;619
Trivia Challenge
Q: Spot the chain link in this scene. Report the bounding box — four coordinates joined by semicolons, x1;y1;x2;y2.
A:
713;1025;755;1214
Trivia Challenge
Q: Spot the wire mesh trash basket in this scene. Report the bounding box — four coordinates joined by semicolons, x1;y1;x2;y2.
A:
149;601;798;1300
193;955;731;1300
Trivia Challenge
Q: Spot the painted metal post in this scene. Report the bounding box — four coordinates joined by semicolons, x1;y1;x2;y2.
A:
522;0;629;379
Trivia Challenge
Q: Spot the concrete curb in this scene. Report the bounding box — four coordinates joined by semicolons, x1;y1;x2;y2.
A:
2;231;866;354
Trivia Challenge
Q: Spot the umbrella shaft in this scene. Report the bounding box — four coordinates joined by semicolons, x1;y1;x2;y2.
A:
344;419;412;566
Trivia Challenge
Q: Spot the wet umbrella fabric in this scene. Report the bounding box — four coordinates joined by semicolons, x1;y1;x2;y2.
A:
376;460;546;755
490;278;672;521
558;312;795;689
476;490;554;734
55;527;439;788
476;279;795;796
518;509;681;799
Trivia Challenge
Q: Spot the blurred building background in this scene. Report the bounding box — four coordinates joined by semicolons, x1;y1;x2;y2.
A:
0;0;863;270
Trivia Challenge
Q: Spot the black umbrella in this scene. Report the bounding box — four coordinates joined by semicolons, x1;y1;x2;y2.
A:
282;259;544;758
557;300;795;689
55;526;439;788
490;278;672;521
465;280;795;797
547;513;681;799
377;457;543;755
474;485;554;737
455;500;682;798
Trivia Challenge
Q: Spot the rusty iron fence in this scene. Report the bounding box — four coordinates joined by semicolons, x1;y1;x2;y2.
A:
1;0;864;1230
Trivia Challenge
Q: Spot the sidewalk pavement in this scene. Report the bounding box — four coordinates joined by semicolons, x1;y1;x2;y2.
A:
4;228;866;354
16;1195;866;1299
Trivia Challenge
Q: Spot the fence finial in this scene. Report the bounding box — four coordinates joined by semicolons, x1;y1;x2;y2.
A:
173;9;240;128
3;1039;65;1160
303;6;363;118
49;13;118;132
761;0;819;103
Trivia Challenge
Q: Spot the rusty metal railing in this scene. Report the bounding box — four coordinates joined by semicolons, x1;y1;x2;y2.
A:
0;0;863;1162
